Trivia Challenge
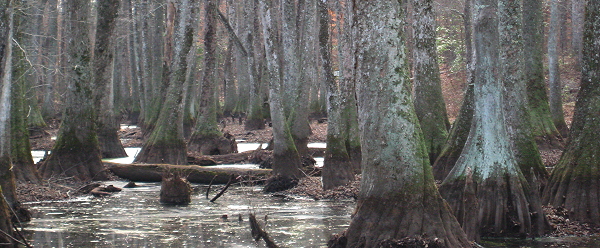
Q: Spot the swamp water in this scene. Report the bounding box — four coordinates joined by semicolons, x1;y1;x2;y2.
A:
26;142;600;247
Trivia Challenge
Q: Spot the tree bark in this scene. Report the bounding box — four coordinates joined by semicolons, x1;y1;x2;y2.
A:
543;0;600;224
337;1;471;247
94;0;127;159
432;0;474;181
548;0;569;137
39;0;108;181
259;0;303;190
11;2;41;183
133;0;196;165
321;0;354;190
439;0;547;240
500;0;548;189
571;0;586;70
411;0;450;165
188;0;237;156
522;0;564;149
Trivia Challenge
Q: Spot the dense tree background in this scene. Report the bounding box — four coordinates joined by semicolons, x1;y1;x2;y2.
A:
0;0;593;245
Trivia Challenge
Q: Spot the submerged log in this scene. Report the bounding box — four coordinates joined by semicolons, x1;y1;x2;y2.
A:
105;162;271;184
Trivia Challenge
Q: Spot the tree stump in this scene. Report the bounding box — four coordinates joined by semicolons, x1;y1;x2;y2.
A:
160;173;192;205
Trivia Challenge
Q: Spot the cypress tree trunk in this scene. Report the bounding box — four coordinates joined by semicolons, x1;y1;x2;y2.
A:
439;0;547;240
411;0;450;165
335;1;471;247
548;0;569;137
500;0;548;188
133;0;195;165
321;0;353;190
283;0;311;158
188;0;237;156
244;0;265;131
338;0;361;172
11;3;41;183
571;0;586;70
39;0;108;181
543;0;600;224
260;0;303;191
94;0;127;159
432;0;474;181
522;0;564;149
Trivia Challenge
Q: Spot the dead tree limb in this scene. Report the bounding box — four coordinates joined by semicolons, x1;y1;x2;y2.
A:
210;175;234;202
249;213;279;248
216;8;248;56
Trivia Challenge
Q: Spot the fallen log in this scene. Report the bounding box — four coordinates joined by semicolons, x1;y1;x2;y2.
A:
105;162;271;184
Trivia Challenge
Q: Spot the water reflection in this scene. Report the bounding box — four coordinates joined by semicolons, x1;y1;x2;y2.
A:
24;182;353;247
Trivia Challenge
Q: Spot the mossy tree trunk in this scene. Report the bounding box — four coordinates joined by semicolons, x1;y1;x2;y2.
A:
259;0;303;189
283;0;311;158
94;0;127;159
39;0;108;181
548;0;569;137
522;0;564;149
338;0;361;173
244;0;265;131
543;1;600;223
321;0;353;190
134;0;196;165
411;0;450;165
11;2;41;183
337;1;471;247
188;0;236;156
432;0;474;181
500;0;548;188
439;0;547;240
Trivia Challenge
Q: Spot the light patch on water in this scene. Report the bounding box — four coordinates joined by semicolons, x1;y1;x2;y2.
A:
120;124;138;129
308;142;326;148
314;157;324;167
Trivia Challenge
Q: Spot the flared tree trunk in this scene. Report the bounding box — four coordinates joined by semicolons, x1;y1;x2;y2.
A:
543;1;600;223
335;1;471;247
188;0;236;156
284;0;311;158
11;5;41;183
500;0;548;188
94;0;127;159
39;0;108;181
338;0;361;173
432;0;474;181
548;0;569;137
411;0;450;165
133;0;195;165
522;0;564;149
439;0;547;240
321;0;353;190
260;0;303;191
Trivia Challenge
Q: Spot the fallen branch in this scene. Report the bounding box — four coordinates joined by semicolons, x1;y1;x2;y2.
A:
249;213;279;248
210;175;234;202
206;175;218;199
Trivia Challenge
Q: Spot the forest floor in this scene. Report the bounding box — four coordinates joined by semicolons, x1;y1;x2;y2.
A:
20;61;588;239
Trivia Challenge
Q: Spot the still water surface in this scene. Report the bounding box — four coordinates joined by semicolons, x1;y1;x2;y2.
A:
23;182;353;247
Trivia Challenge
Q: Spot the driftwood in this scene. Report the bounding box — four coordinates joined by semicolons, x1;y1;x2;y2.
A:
105;162;271;184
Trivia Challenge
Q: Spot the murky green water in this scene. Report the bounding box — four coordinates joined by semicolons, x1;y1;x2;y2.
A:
23;182;353;247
